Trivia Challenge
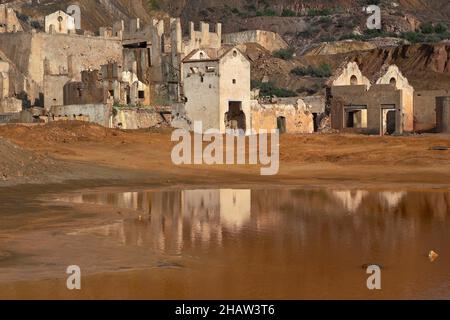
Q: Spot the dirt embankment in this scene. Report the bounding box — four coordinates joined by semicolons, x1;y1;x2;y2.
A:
1;122;450;189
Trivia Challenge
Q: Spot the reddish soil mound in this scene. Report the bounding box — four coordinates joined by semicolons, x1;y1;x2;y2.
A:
0;137;59;183
0;122;125;144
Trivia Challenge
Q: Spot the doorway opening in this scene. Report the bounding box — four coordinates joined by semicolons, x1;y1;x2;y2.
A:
225;101;246;132
344;106;367;129
381;106;396;135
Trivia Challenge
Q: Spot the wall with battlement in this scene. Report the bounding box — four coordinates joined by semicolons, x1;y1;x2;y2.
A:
223;30;287;52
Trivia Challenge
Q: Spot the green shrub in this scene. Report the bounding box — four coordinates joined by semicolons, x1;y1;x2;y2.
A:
307;8;333;16
147;0;160;10
420;22;434;34
434;23;447;34
282;9;296;17
273;47;295;60
252;81;297;97
402;31;426;43
291;63;332;78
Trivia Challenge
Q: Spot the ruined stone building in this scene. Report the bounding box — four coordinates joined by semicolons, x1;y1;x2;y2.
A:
0;59;21;114
179;46;251;133
329;62;414;135
329;61;450;135
414;88;450;133
0;4;23;33
63;69;105;105
99;61;151;106
251;98;314;134
0;8;123;110
45;10;76;34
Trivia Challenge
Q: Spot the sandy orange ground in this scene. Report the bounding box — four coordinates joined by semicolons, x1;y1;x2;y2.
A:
1;122;450;300
1;122;450;189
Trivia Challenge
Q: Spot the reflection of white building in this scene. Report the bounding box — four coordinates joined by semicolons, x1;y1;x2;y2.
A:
332;190;369;213
379;191;406;209
182;189;252;244
60;189;252;253
220;189;251;229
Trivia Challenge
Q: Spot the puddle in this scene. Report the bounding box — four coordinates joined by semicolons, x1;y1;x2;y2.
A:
1;188;449;299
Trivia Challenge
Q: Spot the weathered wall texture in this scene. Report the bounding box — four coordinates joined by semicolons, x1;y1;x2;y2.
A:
218;48;251;133
0;32;122;107
414;89;450;132
223;30;288;52
183;22;222;56
0;97;22;114
45;11;76;34
436;97;450;133
112;107;170;129
331;62;371;87
376;65;414;132
183;59;220;131
251;100;314;134
331;84;403;135
0;5;23;33
63;70;105;106
50;104;112;127
44;74;71;109
0;61;9;99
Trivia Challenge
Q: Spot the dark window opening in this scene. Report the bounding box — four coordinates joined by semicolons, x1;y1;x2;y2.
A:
277;116;287;134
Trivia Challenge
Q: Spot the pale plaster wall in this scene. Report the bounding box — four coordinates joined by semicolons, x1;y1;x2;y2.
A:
0;61;9;99
183;60;220;131
332;62;371;88
251;100;314;134
219;49;251;133
376;65;414;132
44;74;71;109
112;108;166;130
414;89;450;132
0;97;22;113
0;32;122;107
50;104;111;127
45;11;76;34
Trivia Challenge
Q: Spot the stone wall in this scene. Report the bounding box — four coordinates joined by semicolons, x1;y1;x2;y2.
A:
330;62;371;87
251;100;314;134
0;97;22;113
49;104;112;127
376;65;414;132
222;30;288;52
436;97;450;134
331;84;403;135
0;32;122;107
112;107;171;130
414;89;450;132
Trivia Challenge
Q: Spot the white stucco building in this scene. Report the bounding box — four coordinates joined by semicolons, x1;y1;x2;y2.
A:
45;10;76;34
181;46;251;133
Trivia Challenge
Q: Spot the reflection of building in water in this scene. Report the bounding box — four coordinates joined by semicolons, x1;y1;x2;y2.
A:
182;189;251;245
219;189;251;229
379;191;406;209
60;189;251;254
332;190;369;213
